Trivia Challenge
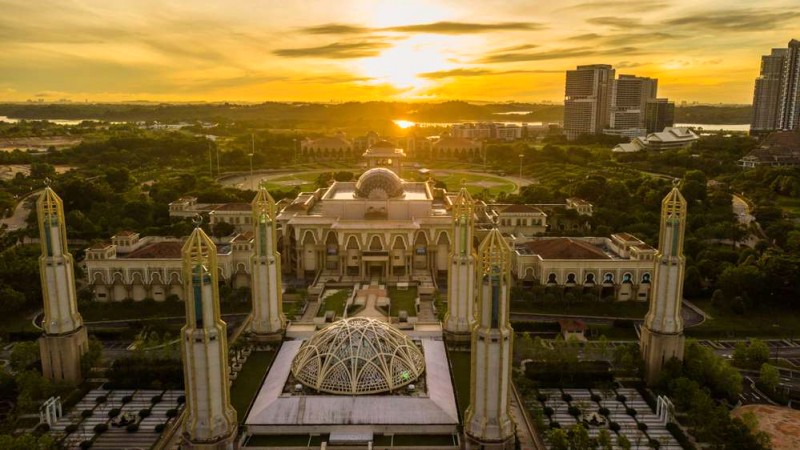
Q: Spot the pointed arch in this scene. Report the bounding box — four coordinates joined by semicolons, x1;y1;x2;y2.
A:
368;235;384;251
391;235;407;250
346;235;360;250
436;230;451;245
302;230;317;245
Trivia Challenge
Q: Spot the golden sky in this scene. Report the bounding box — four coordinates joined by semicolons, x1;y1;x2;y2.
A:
0;0;798;104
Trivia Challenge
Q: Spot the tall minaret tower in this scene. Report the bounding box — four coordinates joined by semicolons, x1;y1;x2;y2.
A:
37;187;88;384
249;187;285;340
180;224;237;449
641;184;687;385
465;228;516;450
445;185;476;339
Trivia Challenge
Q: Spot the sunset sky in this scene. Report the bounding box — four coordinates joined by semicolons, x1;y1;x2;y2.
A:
1;0;798;104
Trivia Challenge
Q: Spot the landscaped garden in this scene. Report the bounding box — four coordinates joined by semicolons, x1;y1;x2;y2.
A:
316;289;350;318
388;287;418;317
230;350;277;421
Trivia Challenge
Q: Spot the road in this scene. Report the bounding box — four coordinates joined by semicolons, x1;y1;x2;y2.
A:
0;189;40;231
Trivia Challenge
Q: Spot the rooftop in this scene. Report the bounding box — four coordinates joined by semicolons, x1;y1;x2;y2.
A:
517;238;611;260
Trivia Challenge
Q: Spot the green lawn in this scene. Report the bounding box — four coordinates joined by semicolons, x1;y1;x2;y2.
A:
388;287;417;317
437;172;516;197
261;172;321;192
316;289;350;318
230;350;276;422
81;300;250;322
686;299;800;339
447;350;471;418
511;300;649;318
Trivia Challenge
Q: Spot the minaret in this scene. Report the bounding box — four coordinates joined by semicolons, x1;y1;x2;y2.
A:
249;188;285;340
444;184;476;339
180;223;237;449
641;184;687;385
465;228;516;450
37;187;88;384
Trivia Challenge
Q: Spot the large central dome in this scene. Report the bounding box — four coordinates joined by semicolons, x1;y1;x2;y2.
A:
290;317;425;395
355;168;404;199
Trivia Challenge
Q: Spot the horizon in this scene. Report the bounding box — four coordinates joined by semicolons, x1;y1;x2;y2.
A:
0;0;797;104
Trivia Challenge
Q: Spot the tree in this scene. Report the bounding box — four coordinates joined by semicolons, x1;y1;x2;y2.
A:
617;434;632;450
759;363;780;393
0;285;27;312
546;428;570;450
0;433;56;450
569;424;591;450
733;342;748;368
596;429;613;450
10;341;39;371
747;339;771;369
212;221;236;238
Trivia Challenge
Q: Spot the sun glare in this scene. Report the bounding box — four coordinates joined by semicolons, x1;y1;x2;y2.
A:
393;119;416;129
357;36;455;95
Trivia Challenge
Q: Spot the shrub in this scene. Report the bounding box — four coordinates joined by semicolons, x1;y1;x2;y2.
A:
626;407;637;417
96;396;107;404
649;439;661;449
151;395;163;404
121;395;133;404
108;408;121;418
638;422;648;431
616;394;627;403
81;409;93;418
65;424;79;434
562;393;573;402
80;441;93;449
537;393;548;403
94;423;108;434
166;408;178;418
35;423;50;433
666;422;696;450
568;406;581;417
609;422;620;432
591;394;602;402
155;423;166;433
126;423;139;433
550;421;560;429
177;395;186;405
138;409;151;418
599;407;610;416
543;407;554;417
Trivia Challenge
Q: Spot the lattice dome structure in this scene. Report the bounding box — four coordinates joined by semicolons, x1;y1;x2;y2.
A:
354;168;404;199
290;317;425;395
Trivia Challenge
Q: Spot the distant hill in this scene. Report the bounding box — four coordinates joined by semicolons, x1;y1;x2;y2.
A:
0;101;751;125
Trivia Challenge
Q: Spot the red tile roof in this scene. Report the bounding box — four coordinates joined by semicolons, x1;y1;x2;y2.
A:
124;241;183;259
520;238;610;260
213;203;251;212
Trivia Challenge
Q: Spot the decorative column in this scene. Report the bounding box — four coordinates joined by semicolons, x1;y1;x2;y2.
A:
641;184;687;385
37;187;88;384
181;224;237;449
249;188;286;340
444;186;476;339
465;228;516;449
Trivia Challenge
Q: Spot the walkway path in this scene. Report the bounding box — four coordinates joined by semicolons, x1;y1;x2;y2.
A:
417;300;437;322
0;189;40;231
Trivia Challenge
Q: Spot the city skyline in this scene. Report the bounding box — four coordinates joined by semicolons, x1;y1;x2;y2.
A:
0;0;798;104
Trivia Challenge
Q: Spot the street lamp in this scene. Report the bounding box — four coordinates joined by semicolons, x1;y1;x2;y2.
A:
250;132;255;190
518;153;524;180
249;153;254;190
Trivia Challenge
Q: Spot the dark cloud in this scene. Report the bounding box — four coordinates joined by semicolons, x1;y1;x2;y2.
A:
420;68;561;79
273;41;392;59
561;1;670;12
586;17;643;28
481;46;641;63
566;33;603;41
662;10;800;31
300;24;369;34
386;21;544;33
297;21;544;36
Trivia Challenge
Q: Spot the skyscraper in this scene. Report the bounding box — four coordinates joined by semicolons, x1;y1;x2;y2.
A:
778;39;800;131
751;39;800;134
564;64;615;140
645;98;676;133
610;74;658;134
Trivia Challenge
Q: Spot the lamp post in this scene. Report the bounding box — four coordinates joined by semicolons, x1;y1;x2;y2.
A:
518;153;524;180
250;132;255;190
249;153;254;190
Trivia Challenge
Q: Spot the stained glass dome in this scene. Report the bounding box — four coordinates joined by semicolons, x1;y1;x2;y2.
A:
354;168;404;199
290;317;425;395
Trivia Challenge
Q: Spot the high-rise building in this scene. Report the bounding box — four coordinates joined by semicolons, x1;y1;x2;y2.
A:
444;185;476;339
640;185;687;385
37;187;88;384
564;64;615;140
778;39;800;131
645;98;675;133
610;75;657;134
465;228;516;449
751;39;800;134
180;225;237;449
249;187;286;340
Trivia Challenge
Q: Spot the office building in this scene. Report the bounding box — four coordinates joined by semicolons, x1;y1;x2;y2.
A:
564;64;615;140
645;98;675;133
751;39;800;134
610;75;657;136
